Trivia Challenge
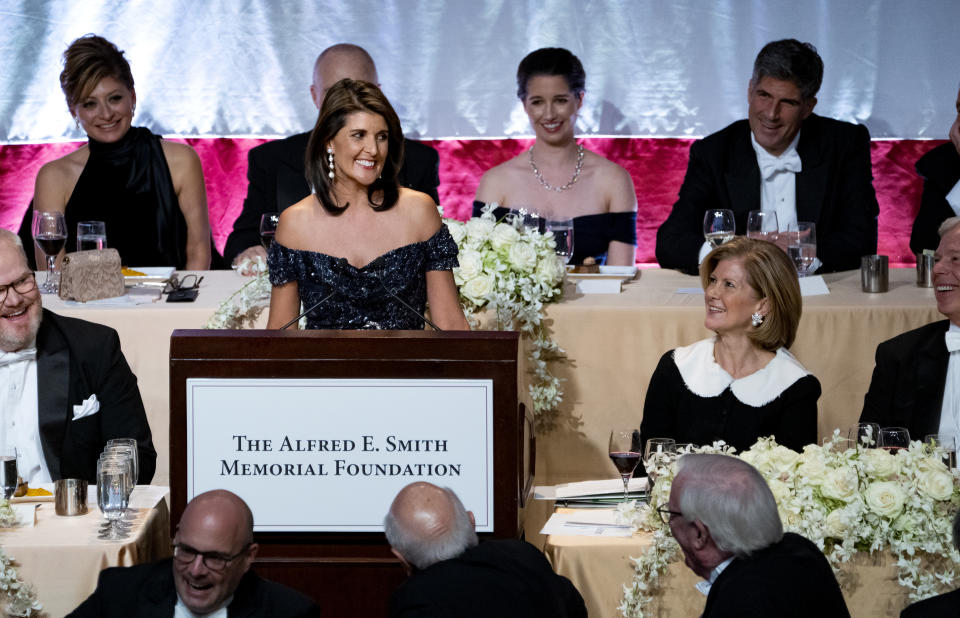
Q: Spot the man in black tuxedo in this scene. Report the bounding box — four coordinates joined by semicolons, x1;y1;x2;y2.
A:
910;86;960;255
70;490;319;617
663;454;848;617
0;229;155;484
860;217;960;439
384;482;586;617
223;43;441;266
901;510;960;617
656;39;879;275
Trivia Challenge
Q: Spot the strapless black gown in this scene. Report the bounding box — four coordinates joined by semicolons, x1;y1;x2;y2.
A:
471;201;637;265
268;226;459;330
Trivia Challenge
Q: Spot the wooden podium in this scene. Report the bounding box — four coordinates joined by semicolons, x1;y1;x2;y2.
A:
170;329;533;614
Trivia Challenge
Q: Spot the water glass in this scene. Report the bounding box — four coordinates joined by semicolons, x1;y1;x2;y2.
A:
924;434;957;468
97;462;130;540
259;213;279;250
0;449;17;500
848;422;881;448
106;439;139;485
746;210;779;241
506;208;543;233
643;438;677;487
787;222;817;277
76;221;107;251
703;209;735;249
545;219;575;264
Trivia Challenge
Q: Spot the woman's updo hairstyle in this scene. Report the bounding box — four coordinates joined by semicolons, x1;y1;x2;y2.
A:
60;34;134;112
516;47;586;101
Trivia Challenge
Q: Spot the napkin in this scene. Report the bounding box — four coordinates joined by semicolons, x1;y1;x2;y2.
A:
72;394;100;420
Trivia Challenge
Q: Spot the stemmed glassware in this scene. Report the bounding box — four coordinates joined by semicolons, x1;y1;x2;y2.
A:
848;422;880;449
878;427;910;452
32;211;67;293
924;434;957;469
787;221;817;277
105;439;139;519
97;459;130;540
608;430;642;502
0;447;17;500
703;209;735;249
746;210;779;242
545;218;575;265
259;213;280;250
643;437;677;489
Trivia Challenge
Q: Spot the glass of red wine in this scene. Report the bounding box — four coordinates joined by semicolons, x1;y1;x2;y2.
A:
259;212;280;250
32;211;67;293
608;430;642;502
879;427;910;452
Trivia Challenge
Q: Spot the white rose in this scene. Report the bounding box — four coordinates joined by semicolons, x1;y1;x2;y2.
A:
489;223;520;252
824;508;853;538
766;478;791;506
464;217;495;242
445;220;467;245
864;481;906;518
918;468;955;501
460;274;495;305
767;446;800;476
820;467;858;502
861;448;898;478
797;450;828;484
507;242;538;272
455;249;483;282
535;254;565;286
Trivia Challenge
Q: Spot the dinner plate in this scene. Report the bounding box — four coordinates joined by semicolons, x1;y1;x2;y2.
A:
10;482;55;503
124;266;175;284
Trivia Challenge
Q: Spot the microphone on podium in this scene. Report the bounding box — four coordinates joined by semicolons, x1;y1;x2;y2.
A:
280;270;343;330
367;256;443;331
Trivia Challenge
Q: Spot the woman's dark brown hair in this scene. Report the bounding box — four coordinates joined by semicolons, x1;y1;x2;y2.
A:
60;34;134;111
305;78;404;214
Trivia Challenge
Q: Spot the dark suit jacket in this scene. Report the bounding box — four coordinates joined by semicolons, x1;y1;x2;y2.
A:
389;539;587;618
656;114;879;274
911;142;960;255
860;320;950;440
223;132;441;264
703;532;849;617
67;558;320;617
901;587;960;617
37;309;156;483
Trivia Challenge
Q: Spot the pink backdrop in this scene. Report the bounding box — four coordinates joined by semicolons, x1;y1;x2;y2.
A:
0;137;940;266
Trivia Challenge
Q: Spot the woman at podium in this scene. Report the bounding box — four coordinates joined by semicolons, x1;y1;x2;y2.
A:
265;79;469;331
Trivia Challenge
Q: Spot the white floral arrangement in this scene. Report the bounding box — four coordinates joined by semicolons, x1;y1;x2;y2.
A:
0;501;41;616
443;204;567;416
616;435;960;618
205;256;271;329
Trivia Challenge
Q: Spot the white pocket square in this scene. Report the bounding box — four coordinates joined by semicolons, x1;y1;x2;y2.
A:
72;394;100;420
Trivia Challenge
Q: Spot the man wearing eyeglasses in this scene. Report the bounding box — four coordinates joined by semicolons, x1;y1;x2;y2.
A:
70;489;319;616
0;229;155;484
663;454;848;617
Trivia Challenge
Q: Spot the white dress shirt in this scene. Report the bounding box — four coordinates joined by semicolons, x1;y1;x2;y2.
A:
174;596;230;618
0;346;52;484
695;556;735;596
946;179;960;216
938;323;960;440
750;131;802;232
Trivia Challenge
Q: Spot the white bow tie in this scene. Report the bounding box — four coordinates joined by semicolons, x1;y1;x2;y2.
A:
759;151;802;180
946;332;960;353
0;348;36;367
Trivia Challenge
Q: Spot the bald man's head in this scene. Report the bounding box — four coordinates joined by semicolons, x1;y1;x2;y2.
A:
310;43;379;109
384;482;477;572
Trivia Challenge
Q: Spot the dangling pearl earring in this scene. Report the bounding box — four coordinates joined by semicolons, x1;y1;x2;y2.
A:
327;148;335;180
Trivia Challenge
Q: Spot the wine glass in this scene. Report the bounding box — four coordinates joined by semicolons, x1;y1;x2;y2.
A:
878;427;910;452
506;208;543;233
746;210;778;242
924;434;957;469
545;219;575;264
97;461;130;540
703;209;735;249
848;422;881;449
0;448;17;500
32;211;67;293
259;213;280;250
643;437;677;488
787;221;817;277
608;430;642;502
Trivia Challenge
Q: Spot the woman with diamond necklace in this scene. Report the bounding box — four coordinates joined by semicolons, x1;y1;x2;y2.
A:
473;47;638;266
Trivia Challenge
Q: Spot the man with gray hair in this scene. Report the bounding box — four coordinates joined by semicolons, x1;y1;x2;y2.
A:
861;216;960;439
384;481;586;617
656;38;879;274
663;454;847;616
223;42;441;266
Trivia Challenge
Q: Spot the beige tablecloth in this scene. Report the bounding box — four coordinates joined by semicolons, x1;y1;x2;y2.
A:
0;492;171;617
544;508;914;618
46;268;939;489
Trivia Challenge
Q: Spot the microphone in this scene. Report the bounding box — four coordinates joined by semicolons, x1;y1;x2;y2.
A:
368;256;443;331
280;270;342;330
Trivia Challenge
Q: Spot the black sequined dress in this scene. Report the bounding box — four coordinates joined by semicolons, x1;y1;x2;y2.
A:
267;226;459;330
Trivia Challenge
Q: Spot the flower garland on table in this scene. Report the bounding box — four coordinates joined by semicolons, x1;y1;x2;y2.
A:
443;204;567;417
615;435;960;618
205;257;272;329
0;501;41;616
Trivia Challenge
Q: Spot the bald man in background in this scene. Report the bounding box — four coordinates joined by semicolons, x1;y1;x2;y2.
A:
384;482;586;617
224;43;441;266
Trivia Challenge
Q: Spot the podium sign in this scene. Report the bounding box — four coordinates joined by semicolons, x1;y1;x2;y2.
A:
186;377;494;532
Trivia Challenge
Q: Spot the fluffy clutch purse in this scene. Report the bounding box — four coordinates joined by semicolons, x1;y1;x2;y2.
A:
58;249;125;302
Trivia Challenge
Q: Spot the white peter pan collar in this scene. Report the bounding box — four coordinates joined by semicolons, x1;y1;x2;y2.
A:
673;338;810;407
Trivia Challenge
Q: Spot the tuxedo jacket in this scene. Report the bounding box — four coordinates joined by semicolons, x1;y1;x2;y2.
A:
36;309;156;483
389;539;587;618
703;533;849;617
67;559;320;617
656;114;879;274
223;132;441;264
911;142;960;255
901;587;960;617
860;320;950;440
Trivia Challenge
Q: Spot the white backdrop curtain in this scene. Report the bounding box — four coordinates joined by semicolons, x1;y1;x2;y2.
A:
0;0;958;143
